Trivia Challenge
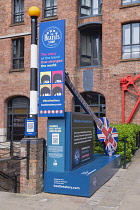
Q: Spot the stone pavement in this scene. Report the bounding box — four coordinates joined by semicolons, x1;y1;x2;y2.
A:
1;149;140;210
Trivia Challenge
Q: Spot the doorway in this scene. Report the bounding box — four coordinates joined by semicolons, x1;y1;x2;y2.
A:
7;96;29;141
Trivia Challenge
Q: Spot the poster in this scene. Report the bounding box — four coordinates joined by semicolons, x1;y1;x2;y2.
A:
39;20;65;117
47;118;65;172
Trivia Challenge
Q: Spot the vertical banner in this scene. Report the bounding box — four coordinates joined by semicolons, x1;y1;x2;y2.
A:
39;20;65;117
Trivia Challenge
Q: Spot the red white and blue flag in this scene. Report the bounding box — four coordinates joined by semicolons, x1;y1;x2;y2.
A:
97;117;118;156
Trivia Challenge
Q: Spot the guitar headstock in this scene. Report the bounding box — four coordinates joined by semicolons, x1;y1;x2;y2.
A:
65;72;71;84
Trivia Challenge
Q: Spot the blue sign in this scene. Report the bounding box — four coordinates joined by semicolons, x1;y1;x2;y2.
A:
38;20;65;117
47;118;65;172
44;154;121;197
24;118;36;136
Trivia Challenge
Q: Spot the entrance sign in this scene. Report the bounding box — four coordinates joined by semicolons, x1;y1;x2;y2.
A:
38;20;65;117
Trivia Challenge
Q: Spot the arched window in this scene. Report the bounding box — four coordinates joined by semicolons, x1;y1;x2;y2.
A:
74;92;105;117
7;96;29;141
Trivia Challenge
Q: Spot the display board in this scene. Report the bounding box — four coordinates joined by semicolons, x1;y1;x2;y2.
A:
47;118;65;172
47;112;94;172
39;20;65;117
71;113;93;170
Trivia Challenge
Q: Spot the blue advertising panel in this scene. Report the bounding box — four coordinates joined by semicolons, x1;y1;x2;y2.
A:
39;20;65;117
24;118;36;136
44;154;121;197
47;118;65;172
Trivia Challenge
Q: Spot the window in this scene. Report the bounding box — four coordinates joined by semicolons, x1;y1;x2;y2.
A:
7;96;29;141
122;0;140;6
44;0;57;18
122;23;140;59
80;25;102;66
12;38;24;69
13;0;24;23
75;92;105;118
80;0;102;17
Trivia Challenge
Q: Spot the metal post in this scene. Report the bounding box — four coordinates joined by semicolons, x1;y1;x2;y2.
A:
14;175;17;193
26;140;30;180
123;137;127;169
10;136;13;157
28;6;40;138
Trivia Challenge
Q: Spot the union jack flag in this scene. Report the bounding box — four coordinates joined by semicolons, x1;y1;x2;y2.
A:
96;117;118;156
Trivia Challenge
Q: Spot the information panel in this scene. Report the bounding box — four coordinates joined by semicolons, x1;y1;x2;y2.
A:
71;113;94;170
47;118;65;172
24;118;36;136
38;20;65;117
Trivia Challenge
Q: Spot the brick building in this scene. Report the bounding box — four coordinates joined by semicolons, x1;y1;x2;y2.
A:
0;0;140;143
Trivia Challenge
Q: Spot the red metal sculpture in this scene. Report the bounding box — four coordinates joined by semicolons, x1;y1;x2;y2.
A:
120;75;140;123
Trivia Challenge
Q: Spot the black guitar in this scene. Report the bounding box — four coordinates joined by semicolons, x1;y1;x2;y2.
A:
65;72;117;155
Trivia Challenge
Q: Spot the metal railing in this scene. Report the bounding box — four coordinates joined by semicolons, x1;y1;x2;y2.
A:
0;171;20;193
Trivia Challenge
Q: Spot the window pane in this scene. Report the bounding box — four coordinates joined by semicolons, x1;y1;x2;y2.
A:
122;0;131;5
13;40;18;57
100;95;105;104
81;0;91;16
99;0;102;13
81;8;91;16
75;106;81;112
13;0;24;23
45;0;51;7
132;45;140;58
15;0;19;13
132;0;140;3
19;59;24;68
44;0;57;17
75;92;105;117
93;0;98;15
13;59;18;69
80;27;102;66
122;46;131;59
81;33;91;66
93;36;100;65
83;92;98;104
20;39;24;57
123;24;130;45
91;106;98;112
81;0;91;7
81;0;102;16
12;38;24;69
21;0;24;12
132;23;139;44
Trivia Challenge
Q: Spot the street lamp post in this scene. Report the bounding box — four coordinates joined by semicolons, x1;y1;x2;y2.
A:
28;6;40;138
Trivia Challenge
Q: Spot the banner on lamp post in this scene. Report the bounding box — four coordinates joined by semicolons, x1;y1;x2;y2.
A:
38;20;65;117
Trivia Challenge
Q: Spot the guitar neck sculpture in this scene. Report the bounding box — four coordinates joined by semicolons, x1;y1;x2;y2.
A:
65;72;118;156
